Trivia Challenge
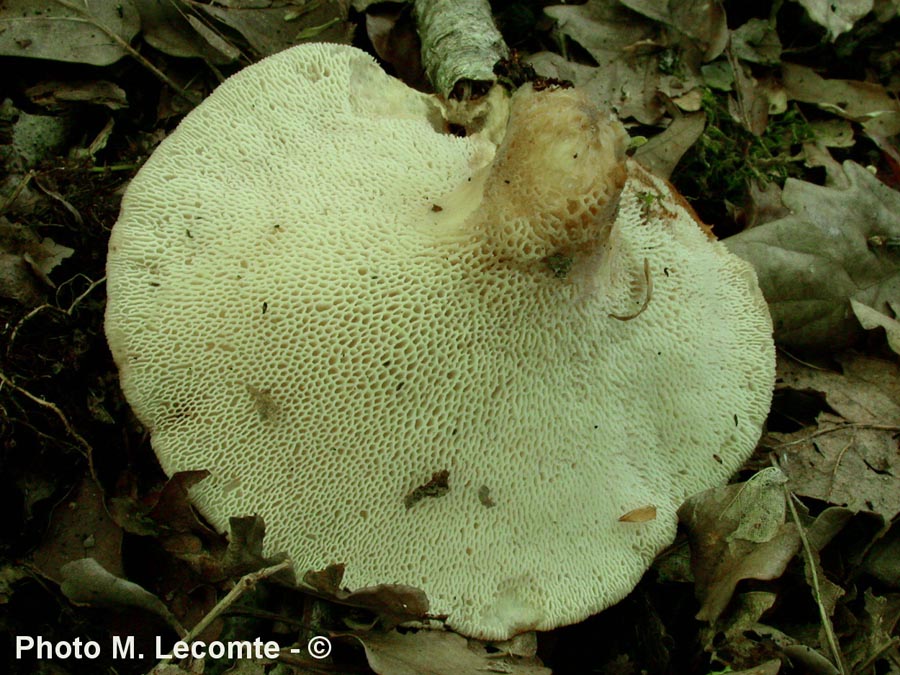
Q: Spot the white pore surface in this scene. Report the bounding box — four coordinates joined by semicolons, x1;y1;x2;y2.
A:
106;43;775;640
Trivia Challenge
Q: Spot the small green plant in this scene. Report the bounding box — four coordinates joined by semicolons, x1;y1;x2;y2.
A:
675;88;815;228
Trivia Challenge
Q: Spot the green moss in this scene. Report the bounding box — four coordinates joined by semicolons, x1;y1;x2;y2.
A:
675;88;815;225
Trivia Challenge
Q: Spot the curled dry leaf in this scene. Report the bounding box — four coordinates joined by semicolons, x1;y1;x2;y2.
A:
678;472;801;623
632;112;707;181
134;0;235;63
782;63;900;137
619;0;728;59
700;591;779;667
726;161;900;351
618;505;658;523
60;558;185;636
224;515;293;582
303;563;429;627
850;299;900;355
788;0;874;40
0;217;74;306
730;18;782;65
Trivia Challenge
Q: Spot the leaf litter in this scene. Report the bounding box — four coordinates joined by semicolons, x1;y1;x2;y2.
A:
1;1;900;674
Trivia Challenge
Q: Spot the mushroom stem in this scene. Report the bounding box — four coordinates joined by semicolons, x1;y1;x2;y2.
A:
472;85;628;269
414;0;508;99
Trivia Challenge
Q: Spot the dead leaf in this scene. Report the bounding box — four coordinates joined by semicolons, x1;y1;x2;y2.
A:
700;591;780;667
620;0;728;60
842;590;900;673
197;0;353;59
725;161;900;351
730;18;782;65
782;63;900;137
726;44;769;136
0;565;29;604
365;4;428;92
729;659;782;675
60;558;186;635
0;0;141;66
541;1;703;124
31;477;123;582
633;112;706;180
788;0;873;40
863;524;900;587
25;80;128;111
303;563;428;627
223;515;292;579
0;217;74;306
109;469;211;537
13;112;70;167
779;352;900;422
148;470;214;534
347;629;552;675
134;0;232;63
850;299;900;354
874;0;900;21
809;119;855;148
769;354;900;518
185;14;243;61
796;507;853;650
678;473;801;623
618;504;658;523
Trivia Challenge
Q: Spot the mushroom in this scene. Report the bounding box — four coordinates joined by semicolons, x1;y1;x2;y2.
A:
105;43;775;640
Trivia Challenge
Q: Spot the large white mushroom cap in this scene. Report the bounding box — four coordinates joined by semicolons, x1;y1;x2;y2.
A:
106;43;775;640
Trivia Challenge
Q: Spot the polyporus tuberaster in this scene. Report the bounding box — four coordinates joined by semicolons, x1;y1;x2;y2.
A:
106;43;775;640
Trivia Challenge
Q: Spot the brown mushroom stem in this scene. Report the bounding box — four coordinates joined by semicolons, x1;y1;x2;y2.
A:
414;0;508;99
472;85;628;269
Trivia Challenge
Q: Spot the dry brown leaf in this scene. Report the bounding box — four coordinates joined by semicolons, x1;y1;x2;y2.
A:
725;161;900;351
729;659;782;675
0;217;74;306
678;472;801;623
224;515;294;582
0;0;140;66
782;63;900;137
788;0;873;40
726;45;769;136
31;477;123;582
842;590;900;673
364;4;427;91
633;112;706;180
197;0;353;59
619;0;728;59
60;558;185;635
303;563;429;627
731;18;782;65
850;299;900;355
348;629;551;675
770;354;900;518
700;591;780;668
135;0;235;63
25;80;128;111
863;525;900;587
541;1;703;124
